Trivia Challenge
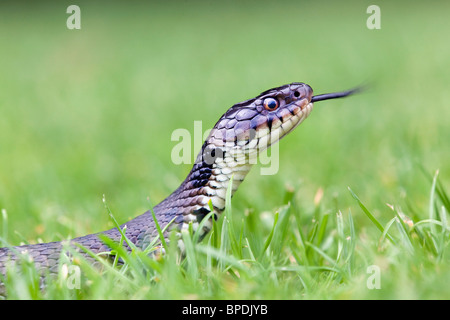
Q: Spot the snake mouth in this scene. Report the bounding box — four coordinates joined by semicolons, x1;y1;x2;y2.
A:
257;99;313;150
283;100;313;132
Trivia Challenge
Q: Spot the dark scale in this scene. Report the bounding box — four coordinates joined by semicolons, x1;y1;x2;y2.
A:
193;207;211;222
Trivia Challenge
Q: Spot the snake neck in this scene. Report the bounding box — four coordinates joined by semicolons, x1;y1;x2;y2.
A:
156;141;255;238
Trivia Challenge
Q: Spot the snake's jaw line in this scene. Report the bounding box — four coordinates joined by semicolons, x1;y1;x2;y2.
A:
0;82;358;289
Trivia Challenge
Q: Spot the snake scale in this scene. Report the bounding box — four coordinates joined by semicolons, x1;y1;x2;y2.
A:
0;82;358;287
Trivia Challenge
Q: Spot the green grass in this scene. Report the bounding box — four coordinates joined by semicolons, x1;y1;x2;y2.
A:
1;1;450;299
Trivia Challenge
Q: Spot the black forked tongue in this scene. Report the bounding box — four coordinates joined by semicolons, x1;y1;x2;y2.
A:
311;87;362;103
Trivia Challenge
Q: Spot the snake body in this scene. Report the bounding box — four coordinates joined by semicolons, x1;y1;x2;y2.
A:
0;82;357;283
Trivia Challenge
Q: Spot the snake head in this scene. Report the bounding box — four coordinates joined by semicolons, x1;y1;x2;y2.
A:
198;82;360;166
188;82;314;216
204;83;314;160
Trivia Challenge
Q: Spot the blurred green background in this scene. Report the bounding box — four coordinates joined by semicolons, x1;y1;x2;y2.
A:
0;1;449;298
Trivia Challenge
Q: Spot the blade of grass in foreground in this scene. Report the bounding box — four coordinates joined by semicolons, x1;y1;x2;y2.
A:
147;196;170;253
348;187;396;244
223;175;241;258
258;211;279;261
420;166;450;212
428;170;439;236
181;230;198;282
1;209;7;244
393;209;414;254
102;194;137;252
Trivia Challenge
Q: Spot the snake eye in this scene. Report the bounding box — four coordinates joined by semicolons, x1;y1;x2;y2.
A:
263;98;279;111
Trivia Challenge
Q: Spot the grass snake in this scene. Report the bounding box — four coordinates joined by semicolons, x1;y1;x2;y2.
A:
0;82;358;285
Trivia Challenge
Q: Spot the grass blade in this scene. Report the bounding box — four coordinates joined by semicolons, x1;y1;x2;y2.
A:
147;196;169;253
429;170;439;233
348;187;395;244
258;211;279;260
1;209;7;243
102;195;136;251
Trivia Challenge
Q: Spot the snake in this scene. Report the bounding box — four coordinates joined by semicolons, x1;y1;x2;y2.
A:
0;82;358;286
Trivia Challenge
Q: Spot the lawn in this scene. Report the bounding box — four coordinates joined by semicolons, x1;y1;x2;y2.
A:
0;1;449;299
